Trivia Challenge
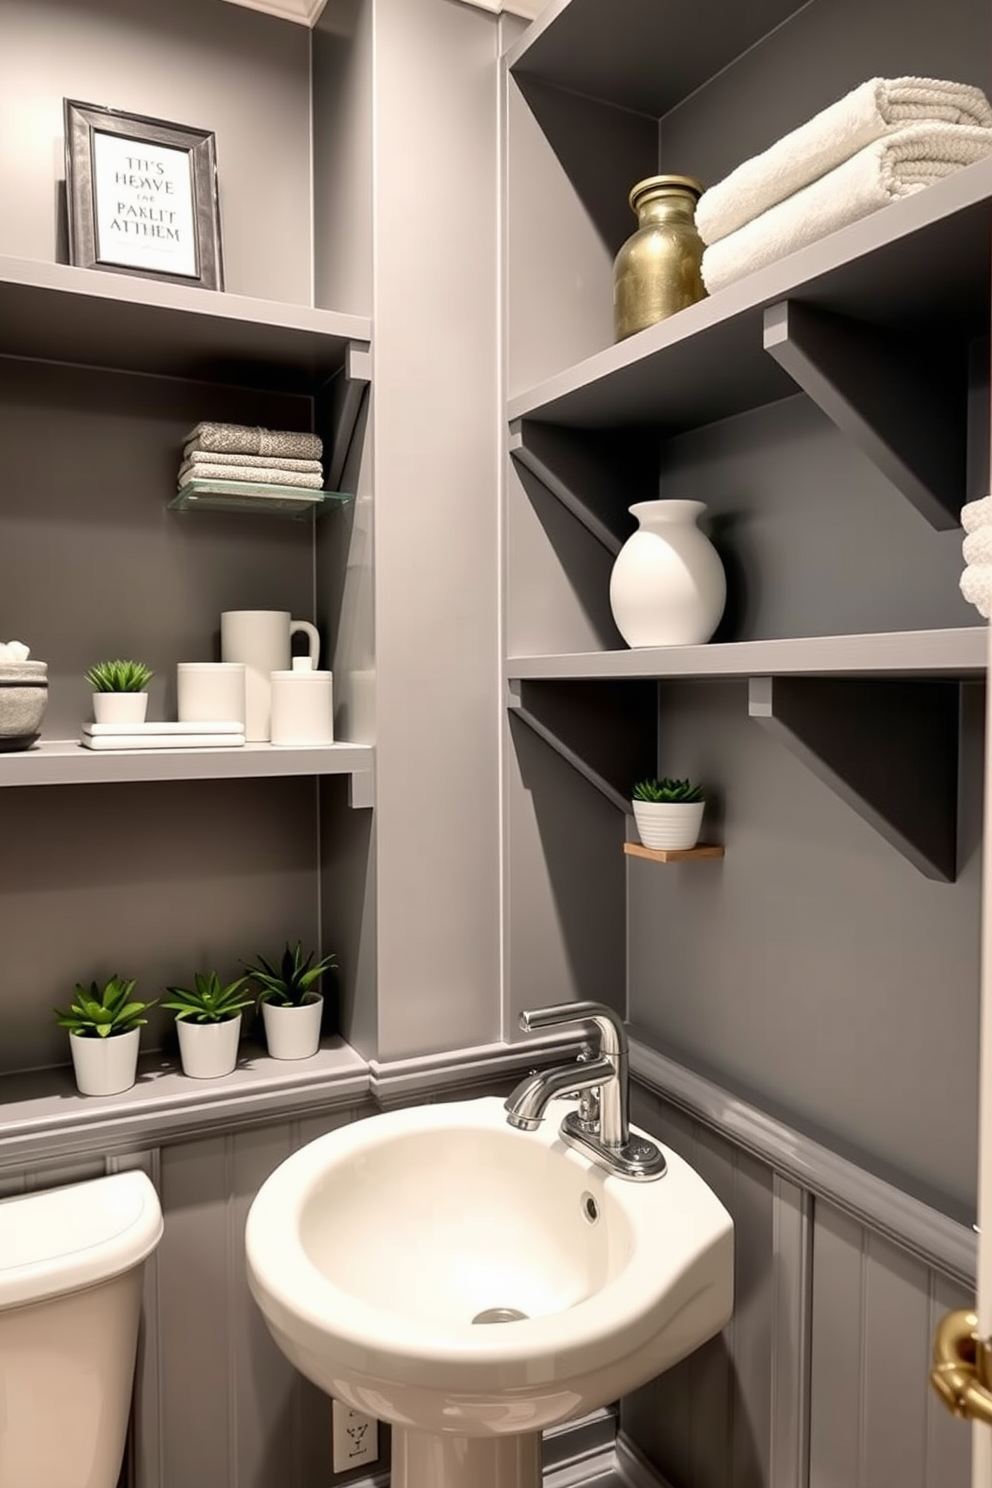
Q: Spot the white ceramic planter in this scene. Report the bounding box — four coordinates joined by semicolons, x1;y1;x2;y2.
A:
632;799;705;851
92;692;149;725
262;996;323;1060
176;1013;242;1078
609;500;726;648
69;1027;140;1096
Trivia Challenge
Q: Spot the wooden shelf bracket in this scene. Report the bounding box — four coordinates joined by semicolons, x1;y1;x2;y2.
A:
748;674;960;881
763;301;966;530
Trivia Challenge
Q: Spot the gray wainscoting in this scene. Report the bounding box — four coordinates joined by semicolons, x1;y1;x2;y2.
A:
626;1081;973;1488
1;1044;977;1488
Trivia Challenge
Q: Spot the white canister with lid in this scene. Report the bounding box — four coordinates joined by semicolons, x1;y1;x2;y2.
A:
270;659;334;746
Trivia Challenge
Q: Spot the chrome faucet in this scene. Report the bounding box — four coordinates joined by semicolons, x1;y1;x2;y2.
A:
505;1001;666;1181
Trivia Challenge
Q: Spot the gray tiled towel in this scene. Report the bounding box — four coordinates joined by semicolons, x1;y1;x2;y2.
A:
181;448;323;475
185;422;323;461
177;462;325;490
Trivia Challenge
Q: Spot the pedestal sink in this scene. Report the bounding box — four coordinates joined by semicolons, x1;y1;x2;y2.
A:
245;1095;733;1488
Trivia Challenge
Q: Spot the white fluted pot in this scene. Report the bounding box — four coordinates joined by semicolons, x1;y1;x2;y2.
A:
632;800;705;850
609;500;726;647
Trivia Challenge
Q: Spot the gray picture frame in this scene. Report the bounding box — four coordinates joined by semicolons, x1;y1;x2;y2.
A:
64;99;224;292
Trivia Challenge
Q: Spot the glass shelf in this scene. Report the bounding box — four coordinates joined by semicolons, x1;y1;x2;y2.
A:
169;479;352;519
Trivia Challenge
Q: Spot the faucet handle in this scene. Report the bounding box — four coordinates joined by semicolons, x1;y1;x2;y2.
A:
519;1000;628;1059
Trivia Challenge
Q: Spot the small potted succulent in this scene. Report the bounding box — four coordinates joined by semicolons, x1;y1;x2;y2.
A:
162;970;254;1079
54;975;156;1096
246;941;337;1060
631;776;706;850
86;658;154;725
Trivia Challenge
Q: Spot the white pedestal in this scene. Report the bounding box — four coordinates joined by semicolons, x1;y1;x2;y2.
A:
391;1428;542;1488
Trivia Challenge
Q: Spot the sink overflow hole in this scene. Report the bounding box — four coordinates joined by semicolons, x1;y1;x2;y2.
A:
582;1193;599;1224
472;1307;529;1324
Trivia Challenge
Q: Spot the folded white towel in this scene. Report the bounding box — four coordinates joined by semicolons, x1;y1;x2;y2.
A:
181;448;323;475
185;423;323;461
177;464;325;491
700;123;992;294
697;76;992;244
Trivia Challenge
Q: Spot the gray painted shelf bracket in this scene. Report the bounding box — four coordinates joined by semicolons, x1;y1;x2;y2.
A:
507;679;657;813
748;674;960;881
348;763;375;810
508;421;623;555
763;301;965;530
323;339;372;493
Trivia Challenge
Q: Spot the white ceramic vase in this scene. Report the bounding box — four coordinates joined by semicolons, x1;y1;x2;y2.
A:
609;500;726;647
176;1014;243;1078
69;1027;140;1096
92;692;149;725
632;799;706;851
262;996;323;1060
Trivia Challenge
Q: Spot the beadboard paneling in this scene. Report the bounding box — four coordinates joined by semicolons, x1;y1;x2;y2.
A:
807;1203;972;1488
625;1083;972;1488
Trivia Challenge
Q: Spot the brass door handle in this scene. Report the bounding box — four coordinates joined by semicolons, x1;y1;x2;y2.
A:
931;1308;992;1425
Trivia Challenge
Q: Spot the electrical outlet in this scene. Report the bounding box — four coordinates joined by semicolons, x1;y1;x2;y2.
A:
331;1398;379;1473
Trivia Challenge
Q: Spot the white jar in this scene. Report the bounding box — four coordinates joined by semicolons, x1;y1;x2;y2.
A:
270;665;334;746
609;500;726;648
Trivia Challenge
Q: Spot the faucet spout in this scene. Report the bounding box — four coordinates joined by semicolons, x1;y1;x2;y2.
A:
503;1001;667;1181
504;1056;616;1131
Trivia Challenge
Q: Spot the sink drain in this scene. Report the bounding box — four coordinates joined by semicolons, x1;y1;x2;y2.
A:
472;1307;529;1324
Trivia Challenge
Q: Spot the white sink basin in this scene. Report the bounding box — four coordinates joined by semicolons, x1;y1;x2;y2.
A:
246;1096;733;1488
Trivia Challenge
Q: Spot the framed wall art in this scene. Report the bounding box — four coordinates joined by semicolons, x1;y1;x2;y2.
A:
64;99;224;291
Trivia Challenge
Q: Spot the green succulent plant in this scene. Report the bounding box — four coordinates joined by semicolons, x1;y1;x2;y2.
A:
245;941;337;1009
631;776;704;804
85;658;154;693
161;970;253;1025
54;975;156;1039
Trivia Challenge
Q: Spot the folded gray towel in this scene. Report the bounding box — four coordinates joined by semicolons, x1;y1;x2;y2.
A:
178;463;325;490
185;422;323;461
181;447;323;475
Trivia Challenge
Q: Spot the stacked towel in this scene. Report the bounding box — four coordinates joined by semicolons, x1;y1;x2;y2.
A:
696;77;992;293
178;423;325;497
960;496;992;617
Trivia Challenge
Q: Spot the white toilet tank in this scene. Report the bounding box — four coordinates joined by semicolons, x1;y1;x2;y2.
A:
0;1169;163;1488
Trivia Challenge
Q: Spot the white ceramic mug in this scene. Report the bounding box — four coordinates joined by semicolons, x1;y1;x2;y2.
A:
220;611;320;741
270;665;334;746
177;662;246;726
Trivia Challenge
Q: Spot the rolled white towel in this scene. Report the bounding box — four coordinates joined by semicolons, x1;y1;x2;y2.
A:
960;496;992;617
700;122;992;294
961;494;992;533
697;76;992;244
960;566;992;619
963;527;992;566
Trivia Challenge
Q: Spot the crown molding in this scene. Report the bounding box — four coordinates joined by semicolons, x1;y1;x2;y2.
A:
217;0;327;25
218;0;545;23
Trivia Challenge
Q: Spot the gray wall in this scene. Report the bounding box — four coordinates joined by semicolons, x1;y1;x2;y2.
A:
0;0;314;304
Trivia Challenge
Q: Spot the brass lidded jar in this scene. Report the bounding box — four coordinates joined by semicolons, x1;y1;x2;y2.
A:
613;174;707;342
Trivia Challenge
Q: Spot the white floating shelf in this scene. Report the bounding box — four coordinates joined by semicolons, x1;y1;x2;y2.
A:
507;628;988;682
0;738;375;803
